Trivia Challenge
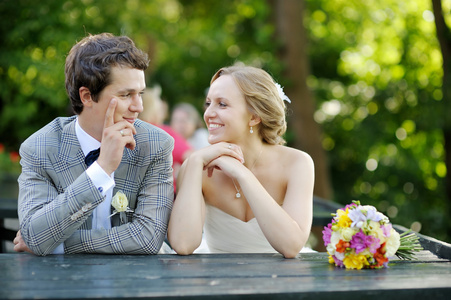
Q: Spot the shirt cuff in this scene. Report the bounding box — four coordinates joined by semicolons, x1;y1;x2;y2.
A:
52;243;65;254
86;161;115;196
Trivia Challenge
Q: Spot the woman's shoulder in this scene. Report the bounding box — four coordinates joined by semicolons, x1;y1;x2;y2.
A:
273;145;313;164
269;146;314;190
269;145;314;176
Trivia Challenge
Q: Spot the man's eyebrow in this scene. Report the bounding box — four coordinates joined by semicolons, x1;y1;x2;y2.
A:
117;88;143;94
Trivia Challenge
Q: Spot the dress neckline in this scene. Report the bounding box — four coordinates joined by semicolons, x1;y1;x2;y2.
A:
205;204;256;224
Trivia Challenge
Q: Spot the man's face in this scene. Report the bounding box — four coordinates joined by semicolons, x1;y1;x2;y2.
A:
93;66;145;127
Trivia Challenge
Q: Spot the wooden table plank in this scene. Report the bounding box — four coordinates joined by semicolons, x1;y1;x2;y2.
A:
1;252;450;300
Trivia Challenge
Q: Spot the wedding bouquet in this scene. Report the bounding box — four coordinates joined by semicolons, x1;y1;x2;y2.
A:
322;200;423;269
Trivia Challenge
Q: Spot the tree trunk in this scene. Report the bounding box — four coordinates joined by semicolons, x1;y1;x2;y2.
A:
432;0;451;237
271;0;332;200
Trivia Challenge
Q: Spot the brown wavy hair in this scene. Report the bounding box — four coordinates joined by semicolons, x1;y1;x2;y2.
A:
65;33;149;114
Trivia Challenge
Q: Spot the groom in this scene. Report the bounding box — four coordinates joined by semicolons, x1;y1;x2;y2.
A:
13;33;174;255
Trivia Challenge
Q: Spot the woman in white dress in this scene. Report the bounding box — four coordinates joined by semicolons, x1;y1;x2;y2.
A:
167;66;315;258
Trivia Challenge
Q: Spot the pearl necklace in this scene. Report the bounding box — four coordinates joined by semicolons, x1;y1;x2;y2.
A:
231;146;263;199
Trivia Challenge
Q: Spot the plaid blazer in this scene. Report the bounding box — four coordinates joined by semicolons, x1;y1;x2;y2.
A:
18;116;174;256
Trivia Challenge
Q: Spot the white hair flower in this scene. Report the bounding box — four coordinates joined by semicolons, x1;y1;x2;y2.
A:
275;83;291;103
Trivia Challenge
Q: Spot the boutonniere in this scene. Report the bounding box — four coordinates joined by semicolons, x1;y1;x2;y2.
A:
109;191;134;224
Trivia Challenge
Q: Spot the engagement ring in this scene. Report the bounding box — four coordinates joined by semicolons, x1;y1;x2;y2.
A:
120;130;125;136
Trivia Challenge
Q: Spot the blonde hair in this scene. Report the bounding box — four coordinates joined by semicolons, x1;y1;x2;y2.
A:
210;66;287;145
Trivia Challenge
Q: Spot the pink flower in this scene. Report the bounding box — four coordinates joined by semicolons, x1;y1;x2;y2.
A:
381;224;392;237
332;255;344;267
322;223;333;247
350;230;380;254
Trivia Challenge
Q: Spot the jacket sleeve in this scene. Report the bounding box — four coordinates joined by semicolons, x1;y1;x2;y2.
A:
18;140;106;256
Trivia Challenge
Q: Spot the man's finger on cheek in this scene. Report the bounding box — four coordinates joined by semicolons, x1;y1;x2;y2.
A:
104;98;117;128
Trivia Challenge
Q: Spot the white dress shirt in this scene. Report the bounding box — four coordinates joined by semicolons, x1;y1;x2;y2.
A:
52;118;115;254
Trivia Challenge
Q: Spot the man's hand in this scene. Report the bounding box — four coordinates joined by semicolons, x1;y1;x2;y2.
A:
13;230;33;254
96;98;137;175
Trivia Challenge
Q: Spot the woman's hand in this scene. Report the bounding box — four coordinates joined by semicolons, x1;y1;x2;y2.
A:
192;142;244;177
204;154;245;179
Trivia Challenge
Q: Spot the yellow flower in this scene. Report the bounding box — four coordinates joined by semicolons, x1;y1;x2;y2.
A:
336;208;352;228
112;191;128;212
328;255;335;264
363;220;384;240
343;253;369;270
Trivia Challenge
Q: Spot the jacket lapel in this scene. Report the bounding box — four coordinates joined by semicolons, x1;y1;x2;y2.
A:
49;118;94;229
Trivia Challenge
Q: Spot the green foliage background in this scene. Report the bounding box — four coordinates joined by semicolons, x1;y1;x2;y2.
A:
0;0;449;242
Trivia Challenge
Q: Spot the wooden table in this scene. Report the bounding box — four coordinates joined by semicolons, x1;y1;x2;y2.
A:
1;250;450;300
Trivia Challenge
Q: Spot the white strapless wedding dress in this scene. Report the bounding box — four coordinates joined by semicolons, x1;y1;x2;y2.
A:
194;204;314;254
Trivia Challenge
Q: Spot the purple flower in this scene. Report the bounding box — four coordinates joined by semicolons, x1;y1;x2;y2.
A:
350;230;381;254
322;223;332;247
366;235;380;254
348;205;384;228
364;206;384;222
348;209;367;228
332;255;344;267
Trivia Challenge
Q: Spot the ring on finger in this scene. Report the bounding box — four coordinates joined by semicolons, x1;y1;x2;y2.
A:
228;144;232;149
120;129;125;137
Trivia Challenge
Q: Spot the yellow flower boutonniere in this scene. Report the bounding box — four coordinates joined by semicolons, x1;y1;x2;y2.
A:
109;191;133;224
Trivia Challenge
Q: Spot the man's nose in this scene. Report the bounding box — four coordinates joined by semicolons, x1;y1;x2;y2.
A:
131;94;143;113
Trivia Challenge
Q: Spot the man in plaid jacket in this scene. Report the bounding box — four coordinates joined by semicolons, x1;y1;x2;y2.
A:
13;33;174;256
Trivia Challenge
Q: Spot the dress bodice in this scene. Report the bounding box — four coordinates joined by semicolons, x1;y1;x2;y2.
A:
201;204;277;253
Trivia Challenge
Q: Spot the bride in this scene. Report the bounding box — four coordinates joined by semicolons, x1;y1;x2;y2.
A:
167;65;315;258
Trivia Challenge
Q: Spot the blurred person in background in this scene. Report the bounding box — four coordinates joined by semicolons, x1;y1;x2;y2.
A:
140;86;192;180
170;102;210;150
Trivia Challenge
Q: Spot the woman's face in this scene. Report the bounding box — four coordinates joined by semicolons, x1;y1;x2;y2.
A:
204;75;252;145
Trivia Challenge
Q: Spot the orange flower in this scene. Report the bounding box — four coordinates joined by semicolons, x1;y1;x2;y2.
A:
373;243;388;268
336;239;350;253
0;143;4;153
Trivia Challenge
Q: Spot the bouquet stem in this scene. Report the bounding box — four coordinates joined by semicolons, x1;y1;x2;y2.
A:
395;230;423;260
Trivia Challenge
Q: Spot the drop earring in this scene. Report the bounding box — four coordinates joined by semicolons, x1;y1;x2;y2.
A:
250;126;253;134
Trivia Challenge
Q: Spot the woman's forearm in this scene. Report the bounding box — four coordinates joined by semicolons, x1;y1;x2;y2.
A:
167;156;206;255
